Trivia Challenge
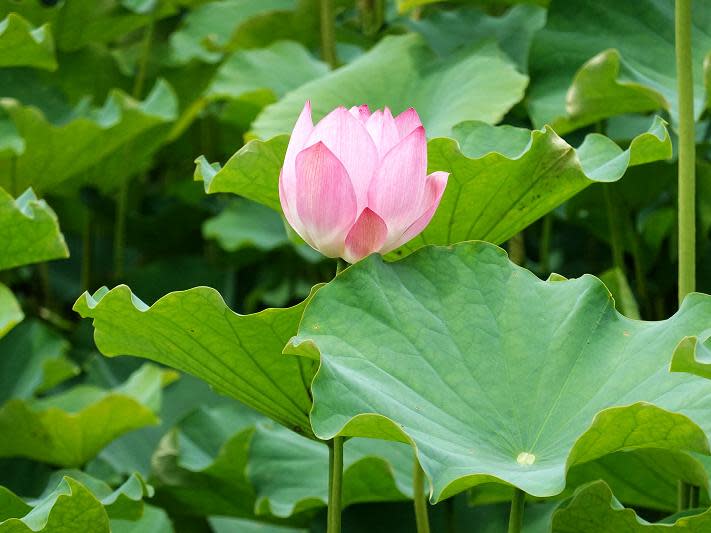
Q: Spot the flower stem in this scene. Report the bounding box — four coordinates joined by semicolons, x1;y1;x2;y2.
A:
413;457;431;533
507;488;525;533
320;0;338;69
113;15;155;279
676;0;696;303
327;436;344;533
675;0;696;509
81;206;92;292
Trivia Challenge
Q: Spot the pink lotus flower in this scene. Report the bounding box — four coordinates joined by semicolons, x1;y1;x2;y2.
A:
279;102;449;263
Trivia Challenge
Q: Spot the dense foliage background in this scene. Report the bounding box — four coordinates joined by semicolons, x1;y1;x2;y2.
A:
1;0;710;531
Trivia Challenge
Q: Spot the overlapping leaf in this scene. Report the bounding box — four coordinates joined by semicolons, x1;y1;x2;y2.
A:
0;285;22;340
528;0;711;132
552;481;711;532
195;117;671;256
203;201;290;252
0;320;78;404
252;34;528;139
0;13;55;70
0;188;67;270
286;241;711;501
0;472;151;533
0;364;169;467
74;286;319;437
0;81;177;194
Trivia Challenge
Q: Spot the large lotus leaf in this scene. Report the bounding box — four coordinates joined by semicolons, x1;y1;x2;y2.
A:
0;80;177;194
397;0;549;12
0;472;151;532
0;0;180;52
396;116;671;254
0;188;68;270
150;403;262;519
209;517;307;533
251;34;528;139
552;481;711;532
206;41;328;103
528;0;711;132
0;285;22;339
203;200;290;253
0;319;79;404
73;286;319;437
167;0;295;64
249;423;412;518
0;364;169;467
402;4;546;72
195;117;671;255
0;14;55;70
286;241;711;501
111;505;174;533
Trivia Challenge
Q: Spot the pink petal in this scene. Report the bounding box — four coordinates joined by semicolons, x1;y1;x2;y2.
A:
394;107;423;139
383;171;449;253
343;208;388;263
305;107;378;213
366;108;400;158
281;101;314;207
279;169;310;243
349;105;371;123
367;126;427;233
295;142;357;257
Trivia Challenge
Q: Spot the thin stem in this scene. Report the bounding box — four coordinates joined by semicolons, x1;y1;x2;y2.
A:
327;437;343;533
358;0;385;36
678;479;691;511
539;214;553;273
689;484;700;508
508;232;526;266
81;206;92;292
675;0;695;509
676;0;696;303
507;488;526;533
320;0;338;69
413;458;431;533
113;15;155;279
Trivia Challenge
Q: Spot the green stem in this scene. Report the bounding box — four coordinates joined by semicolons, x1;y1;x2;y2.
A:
327;437;343;533
508;232;526;266
413;458;431;533
320;0;338;69
113;15;155;279
358;0;385;36
675;0;696;509
81;206;92;292
689;484;700;508
678;480;691;511
507;488;526;533
539;214;553;273
676;0;696;303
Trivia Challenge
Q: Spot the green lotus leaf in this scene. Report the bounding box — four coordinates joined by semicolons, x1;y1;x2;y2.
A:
397;0;549;12
0;472;151;532
0;14;55;70
0;80;177;195
0;319;79;404
528;0;711;132
73;286;319;437
203;200;290;253
167;0;296;65
150;403;262;519
402;4;546;72
249;423;412;518
194;135;287;209
565;449;709;513
209;517;307;533
395;116;671;254
111;505;174;533
286;241;711;501
252;34;528;139
206;40;328;102
671;332;711;380
0;0;181;52
197;117;670;257
0;284;22;339
0;364;169;467
552;480;711;532
0;188;68;270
